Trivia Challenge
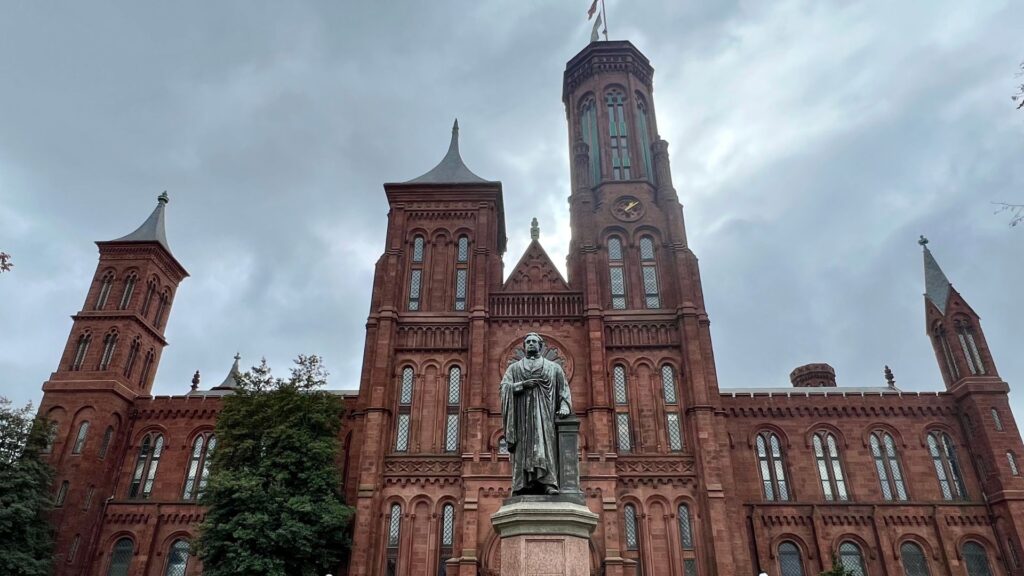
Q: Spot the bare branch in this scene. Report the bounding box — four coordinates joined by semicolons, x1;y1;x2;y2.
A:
0;252;12;274
993;202;1024;227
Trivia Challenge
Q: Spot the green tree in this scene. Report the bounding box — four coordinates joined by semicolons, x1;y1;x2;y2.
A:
819;556;855;576
196;355;354;576
0;398;55;576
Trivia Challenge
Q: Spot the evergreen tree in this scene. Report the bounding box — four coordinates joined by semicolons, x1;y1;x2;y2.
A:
0;397;55;576
197;355;354;576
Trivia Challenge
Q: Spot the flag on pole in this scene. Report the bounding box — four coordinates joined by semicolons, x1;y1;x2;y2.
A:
587;0;598;19
590;13;602;42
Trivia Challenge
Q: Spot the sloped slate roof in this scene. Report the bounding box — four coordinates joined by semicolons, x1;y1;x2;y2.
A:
405;120;494;184
109;192;172;253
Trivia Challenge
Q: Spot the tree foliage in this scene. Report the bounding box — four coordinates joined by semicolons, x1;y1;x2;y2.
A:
1013;61;1024;110
0;398;55;576
819;556;855;576
0;252;12;274
196;355;354;576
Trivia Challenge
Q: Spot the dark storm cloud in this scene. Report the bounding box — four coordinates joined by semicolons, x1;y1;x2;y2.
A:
1;2;1022;422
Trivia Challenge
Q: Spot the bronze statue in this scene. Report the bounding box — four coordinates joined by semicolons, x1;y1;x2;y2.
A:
500;333;572;495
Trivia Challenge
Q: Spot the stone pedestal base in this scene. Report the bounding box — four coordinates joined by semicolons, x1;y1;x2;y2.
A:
491;500;599;576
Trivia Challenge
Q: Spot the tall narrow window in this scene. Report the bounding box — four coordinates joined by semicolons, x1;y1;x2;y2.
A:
83;486;95;511
164;540;190;576
778;542;805;576
955;320;985;375
623;504;639;551
838;542;866;576
408;236;425;311
412;236;424;262
678;504;698;575
927;431;967;500
107;538;134;576
580;96;601;185
98;331;118;370
154;291;170;328
812;431;848;501
445;366;461;453
395;367;413;452
141;279;157;317
934;325;960;381
128;433;164;499
869;431;908;501
605;89;631;179
1009;539;1021;570
1008;452;1020;476
118;273;137;310
666;413;683;452
55;480;69;506
72;332;91;371
640;236;660;308
72;421;90;454
636;93;654;182
438;504;455;576
457;236;469;263
962;542;994;576
454;236;469;311
613;365;631;452
992;408;1003;431
183;433;216;500
755;431;790;501
124;338;140;379
95;272;114;310
608;237;626;309
139;349;155;387
661;364;678;404
386;503;402;576
900;542;930;576
68;534;81;563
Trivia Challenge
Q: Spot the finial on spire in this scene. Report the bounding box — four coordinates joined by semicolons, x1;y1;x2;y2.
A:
531;217;540;241
884;365;895;388
453;118;459;133
191;370;200;391
234;352;241;362
158;191;169;205
918;235;929;247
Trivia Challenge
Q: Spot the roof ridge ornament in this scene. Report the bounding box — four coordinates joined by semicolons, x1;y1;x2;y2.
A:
531;217;540;241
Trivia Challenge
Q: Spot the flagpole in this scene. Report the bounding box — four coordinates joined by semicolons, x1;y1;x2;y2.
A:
600;0;608;40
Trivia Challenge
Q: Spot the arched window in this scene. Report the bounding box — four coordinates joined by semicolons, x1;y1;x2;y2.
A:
1008;452;1020;476
124;338;141;379
164;539;190;576
955;319;985;375
72;332;91;371
154;290;170;328
623;504;639;550
812;431;848;501
141;279;157;317
613;365;631;452
454;236;469;311
497;436;509;455
95;272;115;310
678;504;698;575
98;426;114;459
580;96;601;185
664;364;683;452
183;433;217;500
869;431;908;501
933;325;960;381
395;367;413;452
639;236;660;308
118;273;137;310
408;236;425;311
635;93;654;182
98;331;118;370
778;541;805;576
605;89;631;180
962;541;994;576
438;503;455;576
68;534;81;563
661;364;678;404
755;431;790;501
72;421;90;454
445;366;461;453
55;480;69;506
900;541;931;576
991;408;1003;431
106;538;134;576
838;541;866;576
129;433;164;499
927;431;967;500
607;237;626;309
386;503;402;576
83;486;95;511
139;349;155;387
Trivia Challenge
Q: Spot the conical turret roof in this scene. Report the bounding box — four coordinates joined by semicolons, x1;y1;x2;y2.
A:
405;120;493;184
109;192;173;253
920;236;952;313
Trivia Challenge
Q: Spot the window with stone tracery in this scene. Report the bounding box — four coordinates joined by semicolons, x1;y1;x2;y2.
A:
119;273;137;310
755;431;790;501
72;421;90;455
636;92;654;182
95;272;115;310
183;432;216;500
580;96;601;185
812;431;848;501
869;430;908;501
129;432;164;499
927;430;967;500
71;331;91;371
605;88;631;180
98;330;118;370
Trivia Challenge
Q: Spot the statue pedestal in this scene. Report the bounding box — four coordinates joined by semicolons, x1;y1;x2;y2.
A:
491;499;598;576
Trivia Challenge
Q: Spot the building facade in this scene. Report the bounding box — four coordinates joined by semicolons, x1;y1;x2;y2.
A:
38;41;1024;576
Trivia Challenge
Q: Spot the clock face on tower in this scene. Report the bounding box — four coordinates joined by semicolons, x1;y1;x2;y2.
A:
612;196;644;222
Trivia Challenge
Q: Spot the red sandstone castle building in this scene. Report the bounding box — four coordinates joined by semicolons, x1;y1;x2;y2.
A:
38;40;1024;576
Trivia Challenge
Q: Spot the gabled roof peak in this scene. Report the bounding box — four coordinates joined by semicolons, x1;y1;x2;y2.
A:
405;119;494;184
920;235;952;313
109;192;173;252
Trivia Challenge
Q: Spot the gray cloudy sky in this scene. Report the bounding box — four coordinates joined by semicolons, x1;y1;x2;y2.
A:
2;2;1023;421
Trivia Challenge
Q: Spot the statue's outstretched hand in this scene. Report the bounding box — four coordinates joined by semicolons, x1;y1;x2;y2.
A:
557;404;570;417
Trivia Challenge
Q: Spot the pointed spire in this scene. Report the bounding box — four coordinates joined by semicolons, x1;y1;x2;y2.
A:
920;235;952;313
109;192;173;252
212;353;242;390
405;119;492;184
530;217;540;241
